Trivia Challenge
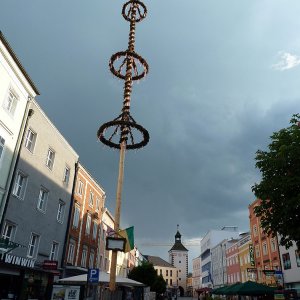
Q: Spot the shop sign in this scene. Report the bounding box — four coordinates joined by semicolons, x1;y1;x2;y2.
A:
0;253;35;268
274;292;285;300
247;268;257;272
249;244;255;266
274;271;284;286
51;285;80;300
43;260;58;270
263;269;275;276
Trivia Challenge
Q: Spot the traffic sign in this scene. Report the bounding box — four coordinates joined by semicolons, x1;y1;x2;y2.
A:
87;268;99;283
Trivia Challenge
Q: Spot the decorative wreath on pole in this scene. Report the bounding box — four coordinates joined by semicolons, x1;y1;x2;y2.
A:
97;114;149;150
98;0;149;150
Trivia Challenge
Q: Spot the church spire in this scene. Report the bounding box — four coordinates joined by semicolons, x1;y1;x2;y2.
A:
175;224;182;242
169;225;188;252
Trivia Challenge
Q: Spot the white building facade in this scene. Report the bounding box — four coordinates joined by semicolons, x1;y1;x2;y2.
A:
0;31;39;223
279;241;300;291
200;227;240;288
211;239;229;288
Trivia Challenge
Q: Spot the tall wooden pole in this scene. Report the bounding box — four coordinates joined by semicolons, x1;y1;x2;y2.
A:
97;0;149;292
109;141;126;291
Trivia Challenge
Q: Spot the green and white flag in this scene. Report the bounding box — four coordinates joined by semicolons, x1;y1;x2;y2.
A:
118;226;134;253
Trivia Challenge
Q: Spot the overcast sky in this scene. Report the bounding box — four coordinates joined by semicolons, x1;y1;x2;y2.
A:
1;0;300;269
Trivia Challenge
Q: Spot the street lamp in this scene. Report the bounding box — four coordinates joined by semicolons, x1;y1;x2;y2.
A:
97;0;149;292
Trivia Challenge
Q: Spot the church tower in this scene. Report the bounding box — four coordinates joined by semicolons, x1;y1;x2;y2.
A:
168;225;188;296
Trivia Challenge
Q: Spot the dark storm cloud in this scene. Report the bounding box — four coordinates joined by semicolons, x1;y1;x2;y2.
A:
2;0;300;266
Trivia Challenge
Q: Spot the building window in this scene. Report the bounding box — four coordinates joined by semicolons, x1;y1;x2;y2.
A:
0;136;5;160
270;239;276;252
105;258;108;271
27;233;40;258
46;148;55;170
166;270;168;276
24;128;37;152
89;191;94;207
37;187;49;212
89;250;95;268
81;247;87;268
99;224;103;240
98;225;105;241
99;255;103;269
77;180;84;195
282;253;291;270
86;214;91;235
2;222;16;241
170;270;172;276
67;241;75;264
262;243;268;255
92;221;98;240
13;171;28;200
3;89;18;116
295;250;300;267
160;269;162;275
63;166;70;185
72;205;80;228
255;245;260;258
57;200;65;223
49;242;59;260
253;225;257;237
166;279;168;285
170;279;172;285
96;197;100;211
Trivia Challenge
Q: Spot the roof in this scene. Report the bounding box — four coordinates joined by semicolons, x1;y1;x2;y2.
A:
144;255;176;268
0;31;40;95
169;242;189;252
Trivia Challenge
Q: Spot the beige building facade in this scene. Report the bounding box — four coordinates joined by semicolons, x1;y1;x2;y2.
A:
146;255;178;288
238;233;255;282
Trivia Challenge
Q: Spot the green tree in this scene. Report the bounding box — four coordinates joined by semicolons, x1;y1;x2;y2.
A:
252;114;300;249
128;262;166;294
152;275;167;295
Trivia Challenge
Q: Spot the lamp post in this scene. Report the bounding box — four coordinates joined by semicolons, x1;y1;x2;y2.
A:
97;0;149;291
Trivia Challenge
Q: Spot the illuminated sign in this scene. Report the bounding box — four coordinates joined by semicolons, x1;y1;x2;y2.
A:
249;244;255;266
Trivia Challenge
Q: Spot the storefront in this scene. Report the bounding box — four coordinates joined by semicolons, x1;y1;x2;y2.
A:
0;252;60;300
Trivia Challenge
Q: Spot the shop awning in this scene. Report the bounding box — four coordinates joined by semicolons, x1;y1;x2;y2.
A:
58;272;145;287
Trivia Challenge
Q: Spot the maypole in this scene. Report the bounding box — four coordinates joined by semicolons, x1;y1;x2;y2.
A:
97;0;149;291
